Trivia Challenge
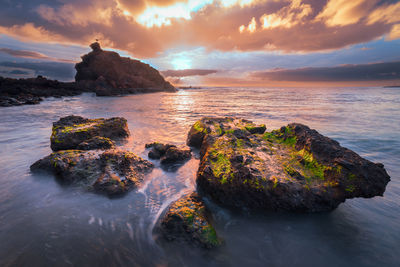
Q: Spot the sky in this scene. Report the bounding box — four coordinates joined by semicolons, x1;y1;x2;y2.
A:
0;0;400;86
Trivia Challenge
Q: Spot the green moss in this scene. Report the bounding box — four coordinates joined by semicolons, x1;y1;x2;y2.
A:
211;153;232;184
297;149;327;180
263;126;297;147
245;124;266;133
193;121;208;134
348;173;356;180
272;176;278;188
284;165;298;177
235;139;245;149
201;225;220;247
225;129;235;135
213;123;224;136
345;185;356;192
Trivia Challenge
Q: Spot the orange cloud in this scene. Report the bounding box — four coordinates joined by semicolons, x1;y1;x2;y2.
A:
0;48;74;63
0;0;399;58
0;23;65;44
368;1;400;25
387;24;400;41
316;0;378;26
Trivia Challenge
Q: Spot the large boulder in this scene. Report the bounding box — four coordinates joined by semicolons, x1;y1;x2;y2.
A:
157;192;221;249
75;42;176;95
30;149;154;195
50;115;129;151
188;117;390;212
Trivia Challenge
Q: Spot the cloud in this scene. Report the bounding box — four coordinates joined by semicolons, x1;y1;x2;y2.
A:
368;1;400;25
0;0;399;58
0;48;74;62
316;0;378;26
250;61;400;82
0;61;75;81
0;69;30;75
161;69;218;77
388;24;400;40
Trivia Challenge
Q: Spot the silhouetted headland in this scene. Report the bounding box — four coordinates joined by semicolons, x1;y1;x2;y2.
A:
0;42;176;107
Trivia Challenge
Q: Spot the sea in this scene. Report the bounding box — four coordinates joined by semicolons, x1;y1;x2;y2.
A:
0;87;399;267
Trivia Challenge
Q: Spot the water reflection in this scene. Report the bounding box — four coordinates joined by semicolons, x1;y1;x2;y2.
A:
0;87;399;266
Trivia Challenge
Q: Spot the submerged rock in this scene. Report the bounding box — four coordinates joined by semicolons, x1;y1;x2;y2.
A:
75;42;176;95
145;142;191;164
50;115;129;151
158;192;221;249
30;149;153;195
188;117;390;212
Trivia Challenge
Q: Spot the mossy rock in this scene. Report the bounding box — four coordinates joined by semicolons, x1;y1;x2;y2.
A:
145;142;192;165
30;149;154;196
158;192;221;249
190;117;390;212
50;115;129;151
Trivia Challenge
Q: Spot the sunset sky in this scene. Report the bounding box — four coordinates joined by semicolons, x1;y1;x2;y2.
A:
0;0;400;86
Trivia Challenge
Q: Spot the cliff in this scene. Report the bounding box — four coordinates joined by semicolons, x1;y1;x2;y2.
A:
75;42;176;96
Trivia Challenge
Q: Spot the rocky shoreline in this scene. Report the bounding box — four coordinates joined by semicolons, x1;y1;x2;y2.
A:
0;42;176;107
30;115;391;249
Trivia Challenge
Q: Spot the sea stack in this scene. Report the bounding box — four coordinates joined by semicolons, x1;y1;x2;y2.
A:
75;42;176;96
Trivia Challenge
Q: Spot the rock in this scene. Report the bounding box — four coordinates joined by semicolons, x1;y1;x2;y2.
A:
30;149;154;195
158;192;221;248
50;115;129;151
189;117;391;212
160;146;192;164
75;42;176;95
145;142;175;159
76;136;115;150
145;142;191;164
0;76;80;107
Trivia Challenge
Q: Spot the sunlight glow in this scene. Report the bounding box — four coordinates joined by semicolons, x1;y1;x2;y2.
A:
171;57;192;70
134;0;257;27
137;0;213;27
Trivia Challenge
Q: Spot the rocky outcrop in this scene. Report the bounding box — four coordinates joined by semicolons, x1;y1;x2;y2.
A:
1;43;177;108
188;117;391;212
145;142;191;164
75;42;176;96
0;76;81;107
31;115;153;195
31;149;153;195
157;192;221;249
50;115;129;151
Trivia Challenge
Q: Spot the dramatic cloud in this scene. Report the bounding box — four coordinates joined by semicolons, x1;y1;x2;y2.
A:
250;61;400;82
0;0;399;58
0;61;75;81
0;48;74;62
161;69;218;77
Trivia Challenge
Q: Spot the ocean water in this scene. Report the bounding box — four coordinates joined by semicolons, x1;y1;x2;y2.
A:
0;87;399;267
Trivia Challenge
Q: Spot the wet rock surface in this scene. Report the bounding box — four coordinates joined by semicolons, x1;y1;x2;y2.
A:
31;116;153;196
188;117;391;212
75;42;176;95
157;192;221;249
50;115;129;151
145;142;191;164
0;76;81;107
31;149;153;195
76;136;115;150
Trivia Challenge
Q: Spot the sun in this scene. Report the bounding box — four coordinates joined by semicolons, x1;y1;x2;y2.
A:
171;57;192;70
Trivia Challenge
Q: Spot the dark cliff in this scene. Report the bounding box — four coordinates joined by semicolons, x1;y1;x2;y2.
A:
75;42;176;96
